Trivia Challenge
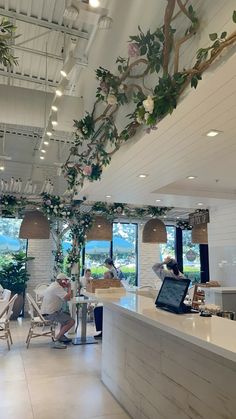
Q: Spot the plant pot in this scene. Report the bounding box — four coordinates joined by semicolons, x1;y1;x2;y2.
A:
10;293;24;320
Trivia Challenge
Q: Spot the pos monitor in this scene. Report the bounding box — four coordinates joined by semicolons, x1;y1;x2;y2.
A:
155;276;191;314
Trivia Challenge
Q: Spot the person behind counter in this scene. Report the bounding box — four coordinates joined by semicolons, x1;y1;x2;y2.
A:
104;258;119;279
93;270;114;339
152;256;185;282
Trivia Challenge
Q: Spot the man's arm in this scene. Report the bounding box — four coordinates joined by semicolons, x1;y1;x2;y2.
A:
63;282;71;301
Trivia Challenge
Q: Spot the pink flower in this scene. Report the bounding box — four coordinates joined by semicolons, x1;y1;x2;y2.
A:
128;43;140;58
45;200;51;205
82;166;92;176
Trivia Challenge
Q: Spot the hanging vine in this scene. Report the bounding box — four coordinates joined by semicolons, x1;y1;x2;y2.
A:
0;18;18;67
63;3;236;193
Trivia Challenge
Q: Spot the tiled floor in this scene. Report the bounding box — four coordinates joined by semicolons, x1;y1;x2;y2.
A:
0;319;130;419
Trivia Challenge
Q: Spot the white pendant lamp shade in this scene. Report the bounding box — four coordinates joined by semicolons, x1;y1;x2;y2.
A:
192;223;208;244
86;216;112;241
142;219;167;243
19;211;50;239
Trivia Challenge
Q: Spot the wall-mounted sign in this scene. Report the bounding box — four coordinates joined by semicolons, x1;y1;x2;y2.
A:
186;249;197;262
189;210;209;227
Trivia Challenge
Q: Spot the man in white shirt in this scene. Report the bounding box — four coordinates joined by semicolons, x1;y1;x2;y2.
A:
41;273;75;349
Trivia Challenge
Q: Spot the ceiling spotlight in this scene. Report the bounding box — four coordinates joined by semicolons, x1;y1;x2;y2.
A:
206;130;221;137
41;149;46;153
55;89;63;97
138;174;148;178
0;165;5;171
197;202;204;206
89;0;100;7
156;199;161;202
105;195;111;198
40;156;45;160
63;5;79;21
187;176;197;180
60;54;76;78
46;131;52;136
52;113;58;126
98;15;113;30
51;105;58;112
44;141;49;145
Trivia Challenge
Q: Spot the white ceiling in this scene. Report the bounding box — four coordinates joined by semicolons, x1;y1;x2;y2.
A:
0;0;236;216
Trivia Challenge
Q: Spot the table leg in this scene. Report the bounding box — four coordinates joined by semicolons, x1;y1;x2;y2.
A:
72;302;98;345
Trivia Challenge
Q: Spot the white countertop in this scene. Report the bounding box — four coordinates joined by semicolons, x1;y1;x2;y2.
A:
101;292;236;363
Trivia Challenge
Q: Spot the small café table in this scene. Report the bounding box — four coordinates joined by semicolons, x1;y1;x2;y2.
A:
71;296;98;345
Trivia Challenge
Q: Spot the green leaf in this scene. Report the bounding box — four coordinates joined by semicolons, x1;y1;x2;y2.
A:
140;45;147;55
209;33;218;41
220;31;227;39
233;11;236;23
191;76;198;89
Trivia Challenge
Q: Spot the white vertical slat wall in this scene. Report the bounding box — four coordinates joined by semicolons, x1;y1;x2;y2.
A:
208;205;236;286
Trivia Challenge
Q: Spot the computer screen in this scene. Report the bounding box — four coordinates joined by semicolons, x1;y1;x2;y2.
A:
155;277;190;311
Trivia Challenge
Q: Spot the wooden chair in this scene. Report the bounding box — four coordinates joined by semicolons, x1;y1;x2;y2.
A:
34;283;49;307
26;293;56;348
0;294;18;350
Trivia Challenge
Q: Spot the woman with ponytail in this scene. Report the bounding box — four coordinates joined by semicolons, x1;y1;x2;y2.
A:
152;256;186;282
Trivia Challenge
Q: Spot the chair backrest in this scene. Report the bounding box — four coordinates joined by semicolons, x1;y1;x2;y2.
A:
0;294;18;321
26;293;45;322
2;289;11;303
34;283;49;304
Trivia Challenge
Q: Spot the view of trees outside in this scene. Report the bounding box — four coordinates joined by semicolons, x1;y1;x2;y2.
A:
182;230;200;283
112;223;137;285
160;226;176;260
0;218;27;266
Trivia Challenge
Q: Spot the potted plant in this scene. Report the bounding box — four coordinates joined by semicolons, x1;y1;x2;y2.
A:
0;252;34;319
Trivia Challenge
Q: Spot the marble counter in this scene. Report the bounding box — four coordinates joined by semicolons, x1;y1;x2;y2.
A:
101;293;236;419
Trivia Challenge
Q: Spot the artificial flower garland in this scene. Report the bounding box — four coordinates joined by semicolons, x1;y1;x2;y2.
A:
63;3;236;193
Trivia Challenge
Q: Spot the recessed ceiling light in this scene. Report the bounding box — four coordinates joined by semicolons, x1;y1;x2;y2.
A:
0;166;5;171
176;217;180;219
197;202;204;206
40;156;45;160
156;199;161;202
89;0;100;7
105;195;111;198
51;105;58;112
206;130;221;137
163;215;167;218
52;120;58;126
36;207;40;210
138;174;148;178
41;149;46;153
60;70;67;78
55;89;63;97
44;141;49;146
46;131;52;136
187;176;197;180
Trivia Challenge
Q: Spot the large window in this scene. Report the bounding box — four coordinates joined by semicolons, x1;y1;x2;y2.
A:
160;226;176;261
182;230;200;284
112;223;137;285
0;218;27;266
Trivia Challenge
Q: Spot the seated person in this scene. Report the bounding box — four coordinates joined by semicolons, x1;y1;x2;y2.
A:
93;271;114;339
80;268;93;288
41;272;75;349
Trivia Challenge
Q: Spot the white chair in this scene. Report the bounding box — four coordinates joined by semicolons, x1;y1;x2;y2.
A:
26;293;56;348
0;294;18;350
34;283;49;307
